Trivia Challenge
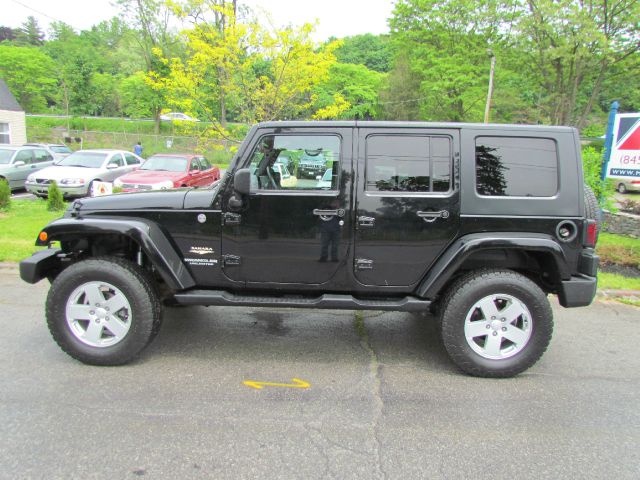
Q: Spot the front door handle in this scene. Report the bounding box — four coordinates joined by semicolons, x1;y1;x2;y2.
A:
313;208;345;221
417;210;450;223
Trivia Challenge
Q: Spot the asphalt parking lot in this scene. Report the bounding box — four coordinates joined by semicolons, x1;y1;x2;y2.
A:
1;265;638;479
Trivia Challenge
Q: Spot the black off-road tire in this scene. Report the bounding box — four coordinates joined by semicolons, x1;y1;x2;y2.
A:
440;269;553;378
46;257;163;366
584;184;602;238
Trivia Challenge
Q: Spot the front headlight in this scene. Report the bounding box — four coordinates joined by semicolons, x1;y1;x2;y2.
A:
150;180;175;190
26;174;36;183
59;178;86;186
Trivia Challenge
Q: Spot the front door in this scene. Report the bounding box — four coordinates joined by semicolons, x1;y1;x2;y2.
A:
354;128;460;287
221;128;353;285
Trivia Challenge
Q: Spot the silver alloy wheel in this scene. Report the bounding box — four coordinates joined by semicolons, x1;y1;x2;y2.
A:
65;281;132;347
464;293;533;360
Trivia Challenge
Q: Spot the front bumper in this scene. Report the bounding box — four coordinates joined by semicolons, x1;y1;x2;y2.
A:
19;248;62;284
26;182;89;198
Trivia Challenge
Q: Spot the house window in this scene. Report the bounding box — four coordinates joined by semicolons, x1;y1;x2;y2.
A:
0;123;9;144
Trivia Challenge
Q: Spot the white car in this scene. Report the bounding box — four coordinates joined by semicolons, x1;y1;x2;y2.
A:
25;149;144;198
315;168;333;189
159;112;199;122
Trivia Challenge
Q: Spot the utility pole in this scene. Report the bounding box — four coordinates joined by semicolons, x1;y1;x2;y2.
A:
484;50;496;124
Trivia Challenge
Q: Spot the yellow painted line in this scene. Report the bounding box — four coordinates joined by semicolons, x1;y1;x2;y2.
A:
243;378;311;390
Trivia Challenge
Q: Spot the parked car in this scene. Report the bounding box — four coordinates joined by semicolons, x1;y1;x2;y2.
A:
159;112;199;122
0;145;55;190
114;154;220;192
297;149;327;179
272;162;297;188
612;177;640;193
25;149;143;198
315;167;332;189
24;143;73;161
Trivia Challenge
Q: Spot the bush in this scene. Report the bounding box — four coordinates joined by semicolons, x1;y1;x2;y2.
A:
0;179;10;210
46;181;66;211
582;146;615;209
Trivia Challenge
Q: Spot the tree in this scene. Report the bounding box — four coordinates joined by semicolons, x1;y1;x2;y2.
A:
151;0;340;140
516;0;640;127
333;33;391;72
0;26;17;42
312;63;384;119
0;45;56;112
119;71;162;118
17;16;45;46
388;0;512;122
117;0;179;132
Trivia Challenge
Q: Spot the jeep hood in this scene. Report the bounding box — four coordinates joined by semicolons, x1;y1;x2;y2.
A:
73;189;190;211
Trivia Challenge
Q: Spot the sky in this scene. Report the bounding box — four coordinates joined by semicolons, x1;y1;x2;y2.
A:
2;0;395;40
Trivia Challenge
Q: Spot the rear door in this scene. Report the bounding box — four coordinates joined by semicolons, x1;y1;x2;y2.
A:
354;127;460;286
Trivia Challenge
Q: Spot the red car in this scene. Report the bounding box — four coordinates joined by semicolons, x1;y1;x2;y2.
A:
114;154;220;192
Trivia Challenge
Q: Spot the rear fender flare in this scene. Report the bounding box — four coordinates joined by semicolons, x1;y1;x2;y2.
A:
416;233;569;299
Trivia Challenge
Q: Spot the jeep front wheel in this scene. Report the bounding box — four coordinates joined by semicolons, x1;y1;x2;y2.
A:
46;257;162;365
440;269;553;378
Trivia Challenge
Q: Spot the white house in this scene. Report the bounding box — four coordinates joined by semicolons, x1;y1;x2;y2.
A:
0;79;26;145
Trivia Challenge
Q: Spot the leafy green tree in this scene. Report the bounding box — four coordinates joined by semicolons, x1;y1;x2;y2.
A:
16;16;45;46
119;71;162;118
333;34;391;73
312;63;384;119
0;45;56;112
0;26;17;42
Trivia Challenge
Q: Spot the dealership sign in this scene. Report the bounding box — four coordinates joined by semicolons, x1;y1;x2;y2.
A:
607;113;640;178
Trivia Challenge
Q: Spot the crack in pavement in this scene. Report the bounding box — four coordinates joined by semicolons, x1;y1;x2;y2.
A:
354;311;388;480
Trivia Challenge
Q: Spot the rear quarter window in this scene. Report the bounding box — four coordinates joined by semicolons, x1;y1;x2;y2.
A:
475;137;558;197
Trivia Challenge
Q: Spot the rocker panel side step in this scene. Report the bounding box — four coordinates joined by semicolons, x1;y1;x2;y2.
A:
173;290;431;312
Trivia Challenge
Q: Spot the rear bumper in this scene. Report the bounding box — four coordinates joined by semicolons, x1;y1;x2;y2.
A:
558;275;597;308
19;248;62;284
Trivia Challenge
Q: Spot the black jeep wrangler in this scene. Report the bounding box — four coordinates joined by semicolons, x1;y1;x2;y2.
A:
20;121;600;377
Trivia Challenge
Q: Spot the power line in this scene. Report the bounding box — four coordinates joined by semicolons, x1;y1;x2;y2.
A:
9;0;68;26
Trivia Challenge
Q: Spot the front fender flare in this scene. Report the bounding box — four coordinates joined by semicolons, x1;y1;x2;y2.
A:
416;233;569;299
36;216;195;290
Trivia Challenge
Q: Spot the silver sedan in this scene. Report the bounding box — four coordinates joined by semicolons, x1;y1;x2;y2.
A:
25;149;144;198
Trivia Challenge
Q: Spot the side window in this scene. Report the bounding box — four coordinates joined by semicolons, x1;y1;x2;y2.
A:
109;153;125;167
189;158;200;171
475;137;558;197
365;135;451;193
15;149;32;164
125;153;140;165
33;149;52;163
199;157;211;170
247;134;341;191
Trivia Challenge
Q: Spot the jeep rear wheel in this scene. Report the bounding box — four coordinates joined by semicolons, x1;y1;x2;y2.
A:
440;269;553;378
46;257;162;365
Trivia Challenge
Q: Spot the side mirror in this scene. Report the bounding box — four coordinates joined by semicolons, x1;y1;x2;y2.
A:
13;161;25;167
233;168;251;195
106;163;119;170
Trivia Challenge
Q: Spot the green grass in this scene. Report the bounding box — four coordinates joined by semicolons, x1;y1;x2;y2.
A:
597;233;640;268
0;200;63;262
597;272;640;290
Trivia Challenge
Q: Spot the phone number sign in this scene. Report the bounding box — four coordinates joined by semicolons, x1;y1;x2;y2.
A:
608;113;640;178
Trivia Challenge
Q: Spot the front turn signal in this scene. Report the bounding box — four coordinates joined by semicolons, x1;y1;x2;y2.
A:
38;231;48;242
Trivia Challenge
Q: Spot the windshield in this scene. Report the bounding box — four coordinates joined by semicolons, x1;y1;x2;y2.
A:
140;155;189;172
51;145;72;153
57;152;108;168
0;149;16;164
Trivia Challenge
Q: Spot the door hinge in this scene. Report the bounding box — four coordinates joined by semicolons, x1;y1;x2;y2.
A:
355;258;374;270
358;216;375;228
222;254;241;266
223;212;241;225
